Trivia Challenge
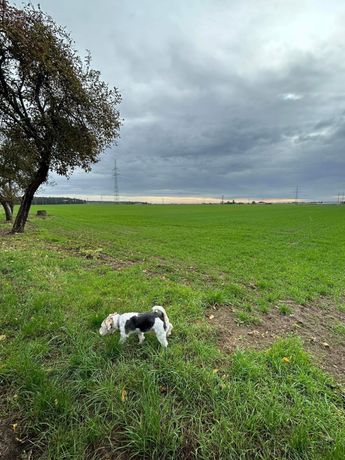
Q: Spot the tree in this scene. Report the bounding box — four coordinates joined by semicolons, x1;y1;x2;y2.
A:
0;180;17;221
0;2;121;232
0;183;14;220
0;128;36;221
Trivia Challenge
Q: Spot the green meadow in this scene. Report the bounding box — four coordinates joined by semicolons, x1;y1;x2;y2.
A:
1;204;345;459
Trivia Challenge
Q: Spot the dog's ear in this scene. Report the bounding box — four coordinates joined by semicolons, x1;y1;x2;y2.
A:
105;314;115;331
106;313;118;331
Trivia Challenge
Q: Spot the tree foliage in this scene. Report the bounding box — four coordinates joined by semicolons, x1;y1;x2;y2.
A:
0;2;121;231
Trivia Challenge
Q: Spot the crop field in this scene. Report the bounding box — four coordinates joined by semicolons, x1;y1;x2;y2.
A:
1;204;345;459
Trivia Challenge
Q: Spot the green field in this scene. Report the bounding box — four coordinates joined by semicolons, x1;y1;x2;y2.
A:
1;204;345;459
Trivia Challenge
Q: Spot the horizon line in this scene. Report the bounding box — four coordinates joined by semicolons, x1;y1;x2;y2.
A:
33;193;335;204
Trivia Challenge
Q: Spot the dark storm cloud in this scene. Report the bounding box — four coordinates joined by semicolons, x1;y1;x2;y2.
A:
13;0;345;201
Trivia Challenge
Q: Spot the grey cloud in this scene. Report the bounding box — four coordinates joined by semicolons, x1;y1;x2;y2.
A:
12;0;345;201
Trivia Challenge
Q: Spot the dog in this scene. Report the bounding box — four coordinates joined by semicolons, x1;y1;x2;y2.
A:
99;305;173;348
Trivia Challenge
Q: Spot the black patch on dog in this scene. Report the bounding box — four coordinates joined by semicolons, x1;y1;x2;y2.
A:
125;311;166;333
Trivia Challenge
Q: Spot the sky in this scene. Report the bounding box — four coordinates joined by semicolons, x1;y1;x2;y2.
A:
13;0;345;202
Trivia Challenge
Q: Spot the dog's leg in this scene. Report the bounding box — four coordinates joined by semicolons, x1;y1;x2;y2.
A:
118;323;128;345
153;321;168;348
138;332;145;344
158;334;168;348
167;323;173;337
119;333;128;344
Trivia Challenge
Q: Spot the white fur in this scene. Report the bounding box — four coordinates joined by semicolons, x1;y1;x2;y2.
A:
99;305;173;348
152;305;173;337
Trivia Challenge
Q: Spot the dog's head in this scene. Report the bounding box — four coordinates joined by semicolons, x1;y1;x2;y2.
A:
99;313;120;336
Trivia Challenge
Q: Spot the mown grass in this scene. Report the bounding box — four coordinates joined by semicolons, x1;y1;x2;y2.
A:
1;204;345;459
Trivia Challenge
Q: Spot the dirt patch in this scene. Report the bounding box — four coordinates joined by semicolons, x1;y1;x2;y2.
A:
0;420;22;460
93;252;136;270
0;227;11;237
207;300;345;383
54;245;137;271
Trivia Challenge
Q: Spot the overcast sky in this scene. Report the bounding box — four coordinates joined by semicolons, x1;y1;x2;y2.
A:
13;0;345;202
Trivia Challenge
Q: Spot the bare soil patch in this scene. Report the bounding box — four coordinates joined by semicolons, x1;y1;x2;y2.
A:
207;299;345;383
0;227;11;237
0;420;22;460
53;245;138;271
88;250;136;270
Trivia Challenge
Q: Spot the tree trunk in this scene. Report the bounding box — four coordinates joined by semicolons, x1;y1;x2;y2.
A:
1;200;12;222
11;163;49;233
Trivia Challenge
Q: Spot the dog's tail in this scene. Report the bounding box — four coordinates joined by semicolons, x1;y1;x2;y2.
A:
152;305;169;330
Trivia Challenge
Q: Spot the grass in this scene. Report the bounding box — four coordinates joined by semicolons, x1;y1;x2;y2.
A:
333;321;345;336
1;204;345;459
279;304;293;316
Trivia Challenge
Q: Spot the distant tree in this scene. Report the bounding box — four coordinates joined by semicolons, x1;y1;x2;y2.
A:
0;2;121;232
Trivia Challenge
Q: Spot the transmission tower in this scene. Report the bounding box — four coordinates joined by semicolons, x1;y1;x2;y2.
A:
113;159;119;204
295;185;299;204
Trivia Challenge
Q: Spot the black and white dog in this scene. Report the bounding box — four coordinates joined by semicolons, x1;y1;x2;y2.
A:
99;306;173;347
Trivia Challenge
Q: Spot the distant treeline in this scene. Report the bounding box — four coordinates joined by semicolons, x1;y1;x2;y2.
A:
32;197;87;205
